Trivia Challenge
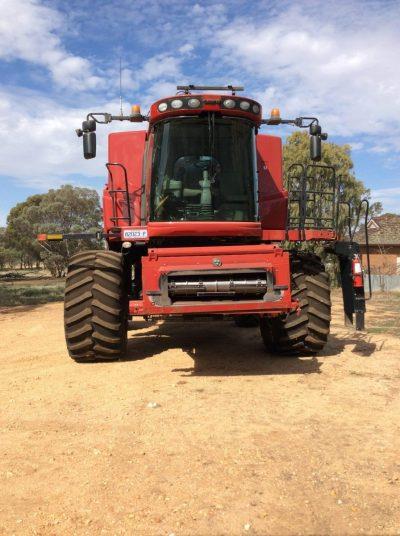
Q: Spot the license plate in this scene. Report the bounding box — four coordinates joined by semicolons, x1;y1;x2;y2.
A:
122;228;148;240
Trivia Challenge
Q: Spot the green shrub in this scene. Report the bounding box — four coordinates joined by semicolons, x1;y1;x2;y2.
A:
0;284;65;306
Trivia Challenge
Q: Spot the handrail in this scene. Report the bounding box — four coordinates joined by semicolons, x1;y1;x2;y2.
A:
359;199;372;299
105;162;132;225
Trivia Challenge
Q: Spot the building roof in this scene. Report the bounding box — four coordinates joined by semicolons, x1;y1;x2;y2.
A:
354;213;400;245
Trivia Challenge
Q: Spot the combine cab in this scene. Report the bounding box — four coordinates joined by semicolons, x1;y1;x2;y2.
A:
40;85;370;361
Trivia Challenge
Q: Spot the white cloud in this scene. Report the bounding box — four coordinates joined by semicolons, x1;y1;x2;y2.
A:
120;68;140;92
0;0;103;89
0;209;7;227
370;187;400;213
192;4;205;15
370;144;391;154
349;142;364;151
115;53;188;102
0;88;144;187
143;81;181;104
140;54;183;83
179;44;194;56
211;2;400;152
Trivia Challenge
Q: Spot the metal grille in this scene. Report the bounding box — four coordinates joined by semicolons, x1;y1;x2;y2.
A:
286;164;337;232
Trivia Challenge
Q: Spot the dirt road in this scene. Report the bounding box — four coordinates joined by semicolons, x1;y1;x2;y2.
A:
1;296;399;535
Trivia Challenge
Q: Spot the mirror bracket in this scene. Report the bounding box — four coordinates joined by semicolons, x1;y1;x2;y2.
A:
261;113;328;161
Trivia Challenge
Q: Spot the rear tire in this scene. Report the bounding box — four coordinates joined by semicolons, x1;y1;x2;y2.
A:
64;250;128;362
260;252;331;355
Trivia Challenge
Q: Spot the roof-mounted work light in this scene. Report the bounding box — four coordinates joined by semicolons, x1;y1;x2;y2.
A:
269;108;281;125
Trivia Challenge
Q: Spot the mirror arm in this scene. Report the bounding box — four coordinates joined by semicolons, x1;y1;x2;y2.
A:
85;112;149;124
260;115;327;162
76;111;149;159
76;113;148;136
261;116;319;127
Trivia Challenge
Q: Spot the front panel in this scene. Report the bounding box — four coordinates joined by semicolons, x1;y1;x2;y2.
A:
129;244;295;316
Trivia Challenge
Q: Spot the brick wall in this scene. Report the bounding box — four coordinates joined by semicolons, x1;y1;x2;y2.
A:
360;245;400;275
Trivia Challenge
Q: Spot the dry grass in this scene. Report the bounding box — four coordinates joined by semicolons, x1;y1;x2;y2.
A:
0;282;64;306
366;291;400;336
0;269;65;306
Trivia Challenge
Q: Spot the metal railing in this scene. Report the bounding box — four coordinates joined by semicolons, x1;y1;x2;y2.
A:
105;162;132;226
286;163;337;232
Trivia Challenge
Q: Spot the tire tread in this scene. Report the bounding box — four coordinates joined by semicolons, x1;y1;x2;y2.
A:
260;252;331;355
64;250;127;362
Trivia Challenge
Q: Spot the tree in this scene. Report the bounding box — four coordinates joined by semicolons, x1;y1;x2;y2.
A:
5;195;44;269
0;248;20;270
5;185;102;276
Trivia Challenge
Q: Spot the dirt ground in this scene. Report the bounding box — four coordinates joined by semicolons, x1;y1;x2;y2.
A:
1;295;399;536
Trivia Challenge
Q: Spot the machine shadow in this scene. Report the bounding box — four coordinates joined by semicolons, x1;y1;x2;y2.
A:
123;318;381;372
124;320;323;376
320;331;378;357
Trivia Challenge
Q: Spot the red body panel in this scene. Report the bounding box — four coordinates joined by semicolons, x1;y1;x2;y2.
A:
261;229;337;241
103;131;146;231
147;221;262;238
129;244;296;316
257;134;288;231
115;225;336;244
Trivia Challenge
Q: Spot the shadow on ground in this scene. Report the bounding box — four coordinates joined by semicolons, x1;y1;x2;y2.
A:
321;331;378;357
121;319;378;376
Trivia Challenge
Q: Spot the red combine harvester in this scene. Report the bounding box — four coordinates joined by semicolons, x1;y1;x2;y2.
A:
40;85;371;361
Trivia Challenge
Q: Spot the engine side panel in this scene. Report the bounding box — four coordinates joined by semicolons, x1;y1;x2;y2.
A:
256;134;288;231
103;130;146;231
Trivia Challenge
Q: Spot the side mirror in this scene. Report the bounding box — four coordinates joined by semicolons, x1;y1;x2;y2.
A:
310;134;321;161
83;131;96;159
76;119;97;159
309;123;327;161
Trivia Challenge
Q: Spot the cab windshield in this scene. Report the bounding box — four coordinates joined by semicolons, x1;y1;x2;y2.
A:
150;115;257;222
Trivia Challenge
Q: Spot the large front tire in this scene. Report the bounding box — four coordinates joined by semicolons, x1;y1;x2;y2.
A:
64;250;128;362
260;252;331;355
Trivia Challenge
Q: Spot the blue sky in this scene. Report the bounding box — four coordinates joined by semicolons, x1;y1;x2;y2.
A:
0;0;399;225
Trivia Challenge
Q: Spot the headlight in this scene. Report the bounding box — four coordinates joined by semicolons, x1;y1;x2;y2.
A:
171;99;183;109
158;102;168;112
252;104;260;114
188;98;201;108
223;99;236;109
239;101;250;111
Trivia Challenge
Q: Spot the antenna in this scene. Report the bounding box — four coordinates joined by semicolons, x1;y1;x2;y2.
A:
119;57;123;115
